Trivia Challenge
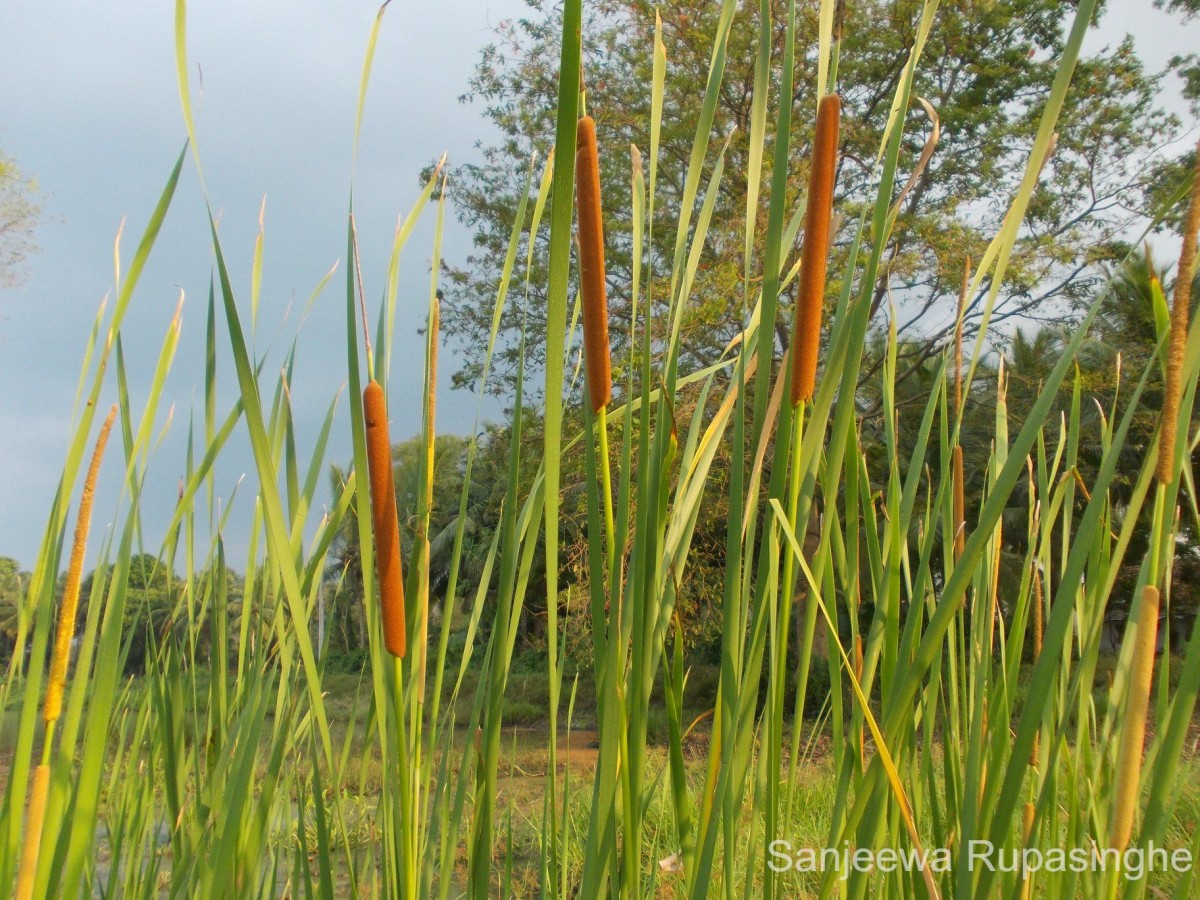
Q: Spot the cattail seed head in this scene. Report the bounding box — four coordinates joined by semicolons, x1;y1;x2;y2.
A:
1109;584;1160;851
363;381;406;658
791;94;841;405
44;404;116;726
15;764;50;900
575;115;612;413
1158;143;1200;484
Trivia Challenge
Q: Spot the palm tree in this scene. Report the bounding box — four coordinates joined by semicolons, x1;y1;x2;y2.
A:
324;433;488;656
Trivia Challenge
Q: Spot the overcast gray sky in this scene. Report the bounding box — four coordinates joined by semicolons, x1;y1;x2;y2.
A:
0;0;527;570
0;1;1196;572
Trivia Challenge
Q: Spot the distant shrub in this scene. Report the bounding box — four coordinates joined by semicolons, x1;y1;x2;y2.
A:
323;648;369;675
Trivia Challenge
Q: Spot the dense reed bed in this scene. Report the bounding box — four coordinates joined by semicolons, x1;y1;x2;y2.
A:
3;0;1200;897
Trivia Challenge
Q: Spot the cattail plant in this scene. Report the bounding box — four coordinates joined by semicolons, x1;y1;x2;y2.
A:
423;295;439;518
951;446;965;560
14;766;49;900
853;634;866;772
575;114;611;413
1109;584;1160;851
12;1;1200;896
1029;563;1044;766
1157;143;1200;485
363;380;406;658
414;292;439;687
790;93;841;405
16;403;115;900
43;404;116;724
1102;141;1200;882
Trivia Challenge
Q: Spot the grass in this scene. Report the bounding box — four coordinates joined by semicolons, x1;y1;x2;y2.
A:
3;0;1200;896
4;665;1197;896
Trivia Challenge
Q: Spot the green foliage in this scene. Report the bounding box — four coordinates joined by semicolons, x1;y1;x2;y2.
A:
0;150;40;289
445;0;1180;400
0;557;28;660
325;431;521;656
4;2;1200;898
71;555;176;674
321;648;370;675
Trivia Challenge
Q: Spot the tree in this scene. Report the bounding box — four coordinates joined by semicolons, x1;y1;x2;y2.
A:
0;150;41;289
79;553;178;674
951;252;1200;632
325;434;490;656
1157;0;1200;116
442;0;1180;402
0;556;29;661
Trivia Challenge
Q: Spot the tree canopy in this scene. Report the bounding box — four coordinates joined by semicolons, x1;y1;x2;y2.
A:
0;149;41;290
442;0;1185;401
0;556;28;659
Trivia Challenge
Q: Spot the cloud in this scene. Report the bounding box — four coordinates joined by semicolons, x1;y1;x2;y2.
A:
0;0;518;566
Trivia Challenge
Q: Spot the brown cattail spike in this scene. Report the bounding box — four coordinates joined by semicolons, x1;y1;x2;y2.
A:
791;94;842;405
44;404;116;725
363;381;406;658
1158;143;1200;484
575;115;612;413
1109;584;1160;852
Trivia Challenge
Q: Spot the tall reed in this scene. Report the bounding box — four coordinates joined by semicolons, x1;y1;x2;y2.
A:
43;404;117;725
13;766;48;900
14;404;115;900
952;259;969;561
1158;143;1200;485
5;1;1200;898
1109;584;1160;851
